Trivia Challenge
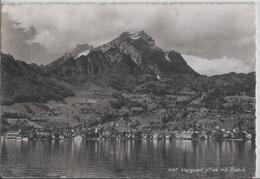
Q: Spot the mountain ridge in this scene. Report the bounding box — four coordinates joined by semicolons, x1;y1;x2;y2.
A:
1;31;255;104
1;53;74;105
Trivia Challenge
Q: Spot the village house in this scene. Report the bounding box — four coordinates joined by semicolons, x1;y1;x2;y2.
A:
152;132;159;140
175;129;193;139
165;133;174;140
141;133;151;139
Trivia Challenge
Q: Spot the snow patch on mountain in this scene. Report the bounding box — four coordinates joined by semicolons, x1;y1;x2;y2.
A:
128;31;141;40
165;53;171;61
76;49;90;58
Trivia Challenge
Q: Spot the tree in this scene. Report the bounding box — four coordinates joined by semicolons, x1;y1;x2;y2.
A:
1;118;10;126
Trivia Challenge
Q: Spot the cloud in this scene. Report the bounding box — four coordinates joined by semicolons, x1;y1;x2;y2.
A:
1;13;59;64
183;54;254;76
1;3;256;74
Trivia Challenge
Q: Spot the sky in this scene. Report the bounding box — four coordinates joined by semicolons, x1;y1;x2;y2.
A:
1;3;256;76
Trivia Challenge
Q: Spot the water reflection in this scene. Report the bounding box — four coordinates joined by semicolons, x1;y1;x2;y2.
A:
0;140;255;178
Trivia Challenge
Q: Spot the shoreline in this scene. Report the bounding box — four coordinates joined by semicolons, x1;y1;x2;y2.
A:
0;137;254;142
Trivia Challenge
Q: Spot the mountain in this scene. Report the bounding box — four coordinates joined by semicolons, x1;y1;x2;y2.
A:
1;31;255;104
211;72;255;96
1;53;74;105
98;31;199;78
43;31;199;85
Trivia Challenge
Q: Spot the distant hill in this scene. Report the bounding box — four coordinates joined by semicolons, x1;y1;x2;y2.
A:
1;53;74;105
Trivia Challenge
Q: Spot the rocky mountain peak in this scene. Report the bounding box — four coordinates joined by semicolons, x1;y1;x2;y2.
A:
119;30;147;39
115;30;155;46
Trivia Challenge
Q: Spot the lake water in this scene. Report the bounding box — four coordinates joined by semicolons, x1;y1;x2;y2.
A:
0;140;255;178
